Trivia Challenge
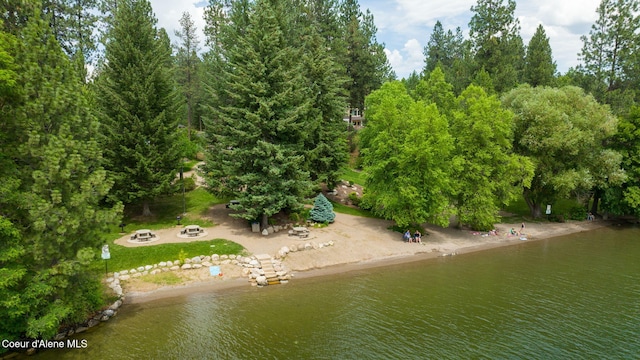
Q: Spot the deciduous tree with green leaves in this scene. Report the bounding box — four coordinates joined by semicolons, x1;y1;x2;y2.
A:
359;82;454;227
502;85;626;218
450;85;533;230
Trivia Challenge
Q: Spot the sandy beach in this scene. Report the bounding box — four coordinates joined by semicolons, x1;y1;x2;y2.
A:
116;204;608;303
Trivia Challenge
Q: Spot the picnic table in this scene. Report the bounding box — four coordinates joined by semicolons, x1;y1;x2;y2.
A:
131;229;156;241
289;226;310;238
181;224;204;237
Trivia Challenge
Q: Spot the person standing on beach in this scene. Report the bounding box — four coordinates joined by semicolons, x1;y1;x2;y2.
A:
520;222;525;234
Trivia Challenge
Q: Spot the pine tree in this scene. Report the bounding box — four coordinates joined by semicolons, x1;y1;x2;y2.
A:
1;8;120;339
339;0;393;114
309;193;336;223
579;0;640;106
203;0;312;229
175;11;201;139
469;0;524;93
524;24;556;87
295;2;348;188
96;0;180;216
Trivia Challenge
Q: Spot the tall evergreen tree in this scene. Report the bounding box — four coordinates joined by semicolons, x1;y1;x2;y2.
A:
95;0;180;216
524;24;556;87
1;9;120;340
202;0;312;229
295;3;349;188
175;11;201;139
469;0;524;93
423;21;470;92
339;0;393;116
579;0;640;92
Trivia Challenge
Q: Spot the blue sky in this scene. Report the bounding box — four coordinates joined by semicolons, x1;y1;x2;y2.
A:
150;0;602;79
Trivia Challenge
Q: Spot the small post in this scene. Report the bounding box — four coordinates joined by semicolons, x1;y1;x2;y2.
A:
176;215;182;226
101;244;111;276
119;222;126;233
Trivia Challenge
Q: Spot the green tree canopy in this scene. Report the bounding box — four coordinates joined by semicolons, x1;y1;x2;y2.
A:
359;82;454;227
502;85;626;217
450;85;533;229
1;8;120;341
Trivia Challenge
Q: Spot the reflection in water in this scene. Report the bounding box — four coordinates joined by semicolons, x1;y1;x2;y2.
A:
30;227;640;359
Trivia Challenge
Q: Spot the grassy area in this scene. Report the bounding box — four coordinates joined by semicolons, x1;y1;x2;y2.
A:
182;159;200;172
92;187;244;272
119;188;224;231
138;272;183;286
97;238;245;272
330;200;379;218
502;196;586;222
339;168;367;186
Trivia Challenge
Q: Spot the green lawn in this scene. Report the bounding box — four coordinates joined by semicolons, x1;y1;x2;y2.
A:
97;238;245;273
119;188;224;231
330;200;378;218
94;188;243;272
339;168;367;186
501;196;586;222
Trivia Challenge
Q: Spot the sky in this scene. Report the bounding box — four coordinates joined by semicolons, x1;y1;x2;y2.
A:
149;0;602;79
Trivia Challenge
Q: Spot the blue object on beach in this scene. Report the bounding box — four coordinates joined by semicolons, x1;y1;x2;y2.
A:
209;266;221;276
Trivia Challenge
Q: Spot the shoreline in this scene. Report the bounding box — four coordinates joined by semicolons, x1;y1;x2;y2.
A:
122;217;611;305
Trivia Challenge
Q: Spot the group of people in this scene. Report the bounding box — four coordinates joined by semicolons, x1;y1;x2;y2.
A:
403;230;422;243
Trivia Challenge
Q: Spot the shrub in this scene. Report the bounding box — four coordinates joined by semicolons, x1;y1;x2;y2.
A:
309;194;336;223
568;205;587;221
182;176;196;191
348;192;361;206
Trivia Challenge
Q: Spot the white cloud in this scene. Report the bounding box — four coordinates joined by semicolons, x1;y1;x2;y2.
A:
149;0;207;52
362;0;602;78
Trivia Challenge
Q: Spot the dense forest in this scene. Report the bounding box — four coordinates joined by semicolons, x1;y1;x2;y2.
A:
1;0;639;347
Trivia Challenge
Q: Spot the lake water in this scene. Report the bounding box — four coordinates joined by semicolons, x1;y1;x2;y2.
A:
31;226;640;359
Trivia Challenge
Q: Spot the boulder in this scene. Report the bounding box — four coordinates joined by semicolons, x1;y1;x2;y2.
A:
192;263;203;269
262;229;268;236
167;261;173;267
132;273;142;278
191;256;202;264
137;266;145;272
144;265;153;271
103;309;115;317
120;269;129;275
211;254;220;261
109;300;122;310
181;264;192;270
256;275;268;286
159;261;167;267
170;265;180;271
119;275;130;281
87;319;100;328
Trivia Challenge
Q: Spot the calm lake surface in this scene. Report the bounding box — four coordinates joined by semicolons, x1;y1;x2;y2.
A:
33;226;639;359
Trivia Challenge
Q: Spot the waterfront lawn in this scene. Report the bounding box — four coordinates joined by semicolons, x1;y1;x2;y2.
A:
339;168;367;186
502;197;586;222
98;238;245;272
330;200;378;218
119;188;224;231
